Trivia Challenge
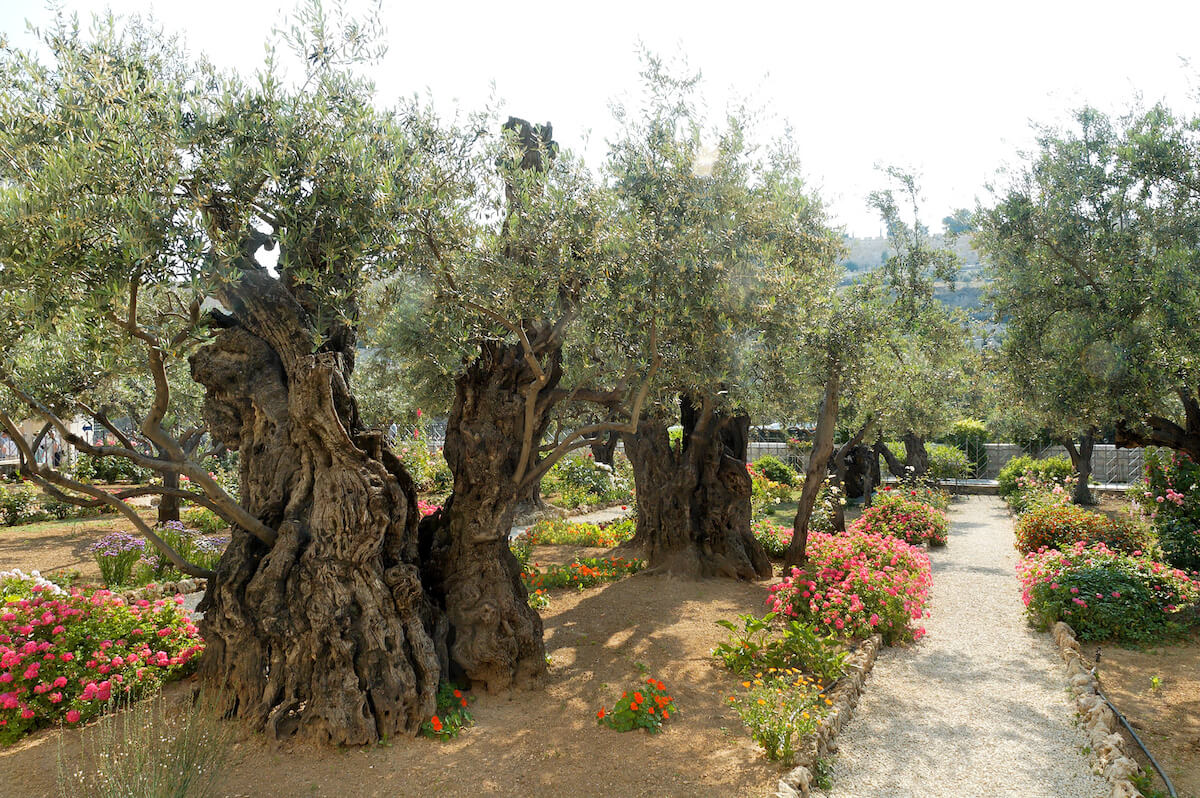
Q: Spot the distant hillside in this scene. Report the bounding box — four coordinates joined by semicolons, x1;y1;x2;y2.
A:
839;234;992;322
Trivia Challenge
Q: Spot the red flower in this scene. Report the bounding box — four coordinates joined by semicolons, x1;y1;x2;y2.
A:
430;715;443;732
596;707;606;719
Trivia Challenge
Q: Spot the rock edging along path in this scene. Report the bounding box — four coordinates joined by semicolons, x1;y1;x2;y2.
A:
815;495;1109;798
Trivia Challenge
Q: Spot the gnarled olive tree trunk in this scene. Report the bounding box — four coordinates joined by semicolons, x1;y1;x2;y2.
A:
622;398;771;580
902;431;930;477
419;338;555;692
192;305;441;746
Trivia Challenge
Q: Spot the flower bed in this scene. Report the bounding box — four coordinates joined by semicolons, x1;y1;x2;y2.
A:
767;530;932;644
1134;450;1200;572
521;557;643;594
522;516;634;547
752;519;793;558
848;493;948;547
1013;504;1153;555
1016;541;1199;644
0;571;203;743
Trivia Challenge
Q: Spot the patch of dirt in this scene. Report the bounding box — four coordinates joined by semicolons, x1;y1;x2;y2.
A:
1;571;787;798
0;512;156;581
1092;632;1200;798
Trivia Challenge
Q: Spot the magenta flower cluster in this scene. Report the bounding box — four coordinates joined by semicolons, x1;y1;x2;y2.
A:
0;578;203;743
767;529;932;645
848;493;949;547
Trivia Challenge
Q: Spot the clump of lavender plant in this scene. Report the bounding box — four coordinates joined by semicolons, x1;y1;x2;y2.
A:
87;532;146;587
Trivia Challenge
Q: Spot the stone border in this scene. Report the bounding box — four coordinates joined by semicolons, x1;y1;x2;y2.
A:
117;577;207;604
775;633;883;798
1050;621;1145;798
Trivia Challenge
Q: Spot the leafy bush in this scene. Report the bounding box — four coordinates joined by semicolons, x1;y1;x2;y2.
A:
997;454;1073;499
522;516;634;547
730;672;825;764
1014;504;1155;555
181;507;227;537
754;456;797;486
711;612;846;685
419;682;475;741
927;443;970;481
597;677;676;734
541;454;633;510
72;454;151;485
752;519;793;558
876;480;951;511
749;462;793;519
135;522;227;583
521;557;643;592
0;574;203;743
1134;450;1200;572
395;439;452;495
849;493;949;546
1017;542;1199;644
768;529;932;644
943;418;988;477
0;482;46;526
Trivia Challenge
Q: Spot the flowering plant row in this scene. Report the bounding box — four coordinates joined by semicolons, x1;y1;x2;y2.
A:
520;557;643;594
768;529;932;644
1016;541;1199;644
521;516;634;547
849;494;948;547
1;572;203;743
1013;504;1154;556
1133;450;1200;572
597;677;676;733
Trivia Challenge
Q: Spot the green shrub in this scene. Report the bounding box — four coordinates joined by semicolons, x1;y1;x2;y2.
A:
182;507;227;537
541;454;633;510
711;612;846;685
943;418;988;477
998;454;1073;499
752;519;793;558
72;454;151;484
880;478;951;511
395;439;452;495
1018;543;1199;644
927;443;970;481
749;462;793;519
0;482;45;526
754;455;797;486
1014;504;1156;555
1134;449;1200;572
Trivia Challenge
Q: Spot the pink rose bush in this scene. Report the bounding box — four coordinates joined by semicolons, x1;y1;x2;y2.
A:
848;493;949;547
0;573;203;743
1016;541;1199;644
767;529;932;644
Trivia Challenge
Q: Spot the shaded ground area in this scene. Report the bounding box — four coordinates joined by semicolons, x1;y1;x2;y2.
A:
0;512;155;581
819;496;1107;798
1;570;786;798
1093;633;1200;798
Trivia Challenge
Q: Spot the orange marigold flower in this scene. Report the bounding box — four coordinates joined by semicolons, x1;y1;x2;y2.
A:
597;707;606;719
648;707;655;715
662;711;669;719
431;715;443;732
633;691;644;704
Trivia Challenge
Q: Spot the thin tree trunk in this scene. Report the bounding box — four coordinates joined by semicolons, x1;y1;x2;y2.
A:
878;439;904;478
589;430;619;466
155;443;181;524
1063;428;1097;506
785;374;839;568
862;439;884;507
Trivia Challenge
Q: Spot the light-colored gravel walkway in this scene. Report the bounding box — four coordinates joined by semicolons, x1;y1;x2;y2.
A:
818;495;1108;798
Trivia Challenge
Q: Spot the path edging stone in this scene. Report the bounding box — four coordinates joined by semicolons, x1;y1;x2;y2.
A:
1050;621;1145;798
774;633;883;798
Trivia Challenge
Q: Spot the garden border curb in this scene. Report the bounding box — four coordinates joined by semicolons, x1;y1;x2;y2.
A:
774;633;883;798
1050;621;1145;798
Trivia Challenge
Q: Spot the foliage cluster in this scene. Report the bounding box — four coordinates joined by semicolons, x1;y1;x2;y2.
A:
71;455;152;486
521;516;635;548
88;525;226;587
0;573;203;743
1133;450;1200;572
749;462;794;519
728;670;827;764
941;418;989;477
876;480;951;511
926;443;971;481
395;439;453;497
1017;542;1198;643
597;677;676;734
849;493;949;547
520;557;643;594
997;455;1075;500
1013;505;1154;556
754;456;798;486
768;530;932;644
541;454;634;510
419;682;475;741
711;612;846;685
0;481;99;527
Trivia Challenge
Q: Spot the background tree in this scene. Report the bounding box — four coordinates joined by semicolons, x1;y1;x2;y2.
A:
975;106;1193;480
605;60;841;579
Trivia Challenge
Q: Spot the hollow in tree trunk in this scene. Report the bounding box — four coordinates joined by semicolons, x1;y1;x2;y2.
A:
1063;429;1097;506
191;308;441;746
623;399;770;580
420;338;554;692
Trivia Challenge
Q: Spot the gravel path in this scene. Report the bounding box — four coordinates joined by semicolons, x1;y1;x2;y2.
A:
818;495;1108;798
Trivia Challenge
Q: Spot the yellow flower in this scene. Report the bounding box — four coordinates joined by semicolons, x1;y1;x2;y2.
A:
742;681;751;688
757;699;767;706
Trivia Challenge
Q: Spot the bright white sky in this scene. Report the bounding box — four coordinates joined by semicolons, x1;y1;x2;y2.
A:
4;0;1200;236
